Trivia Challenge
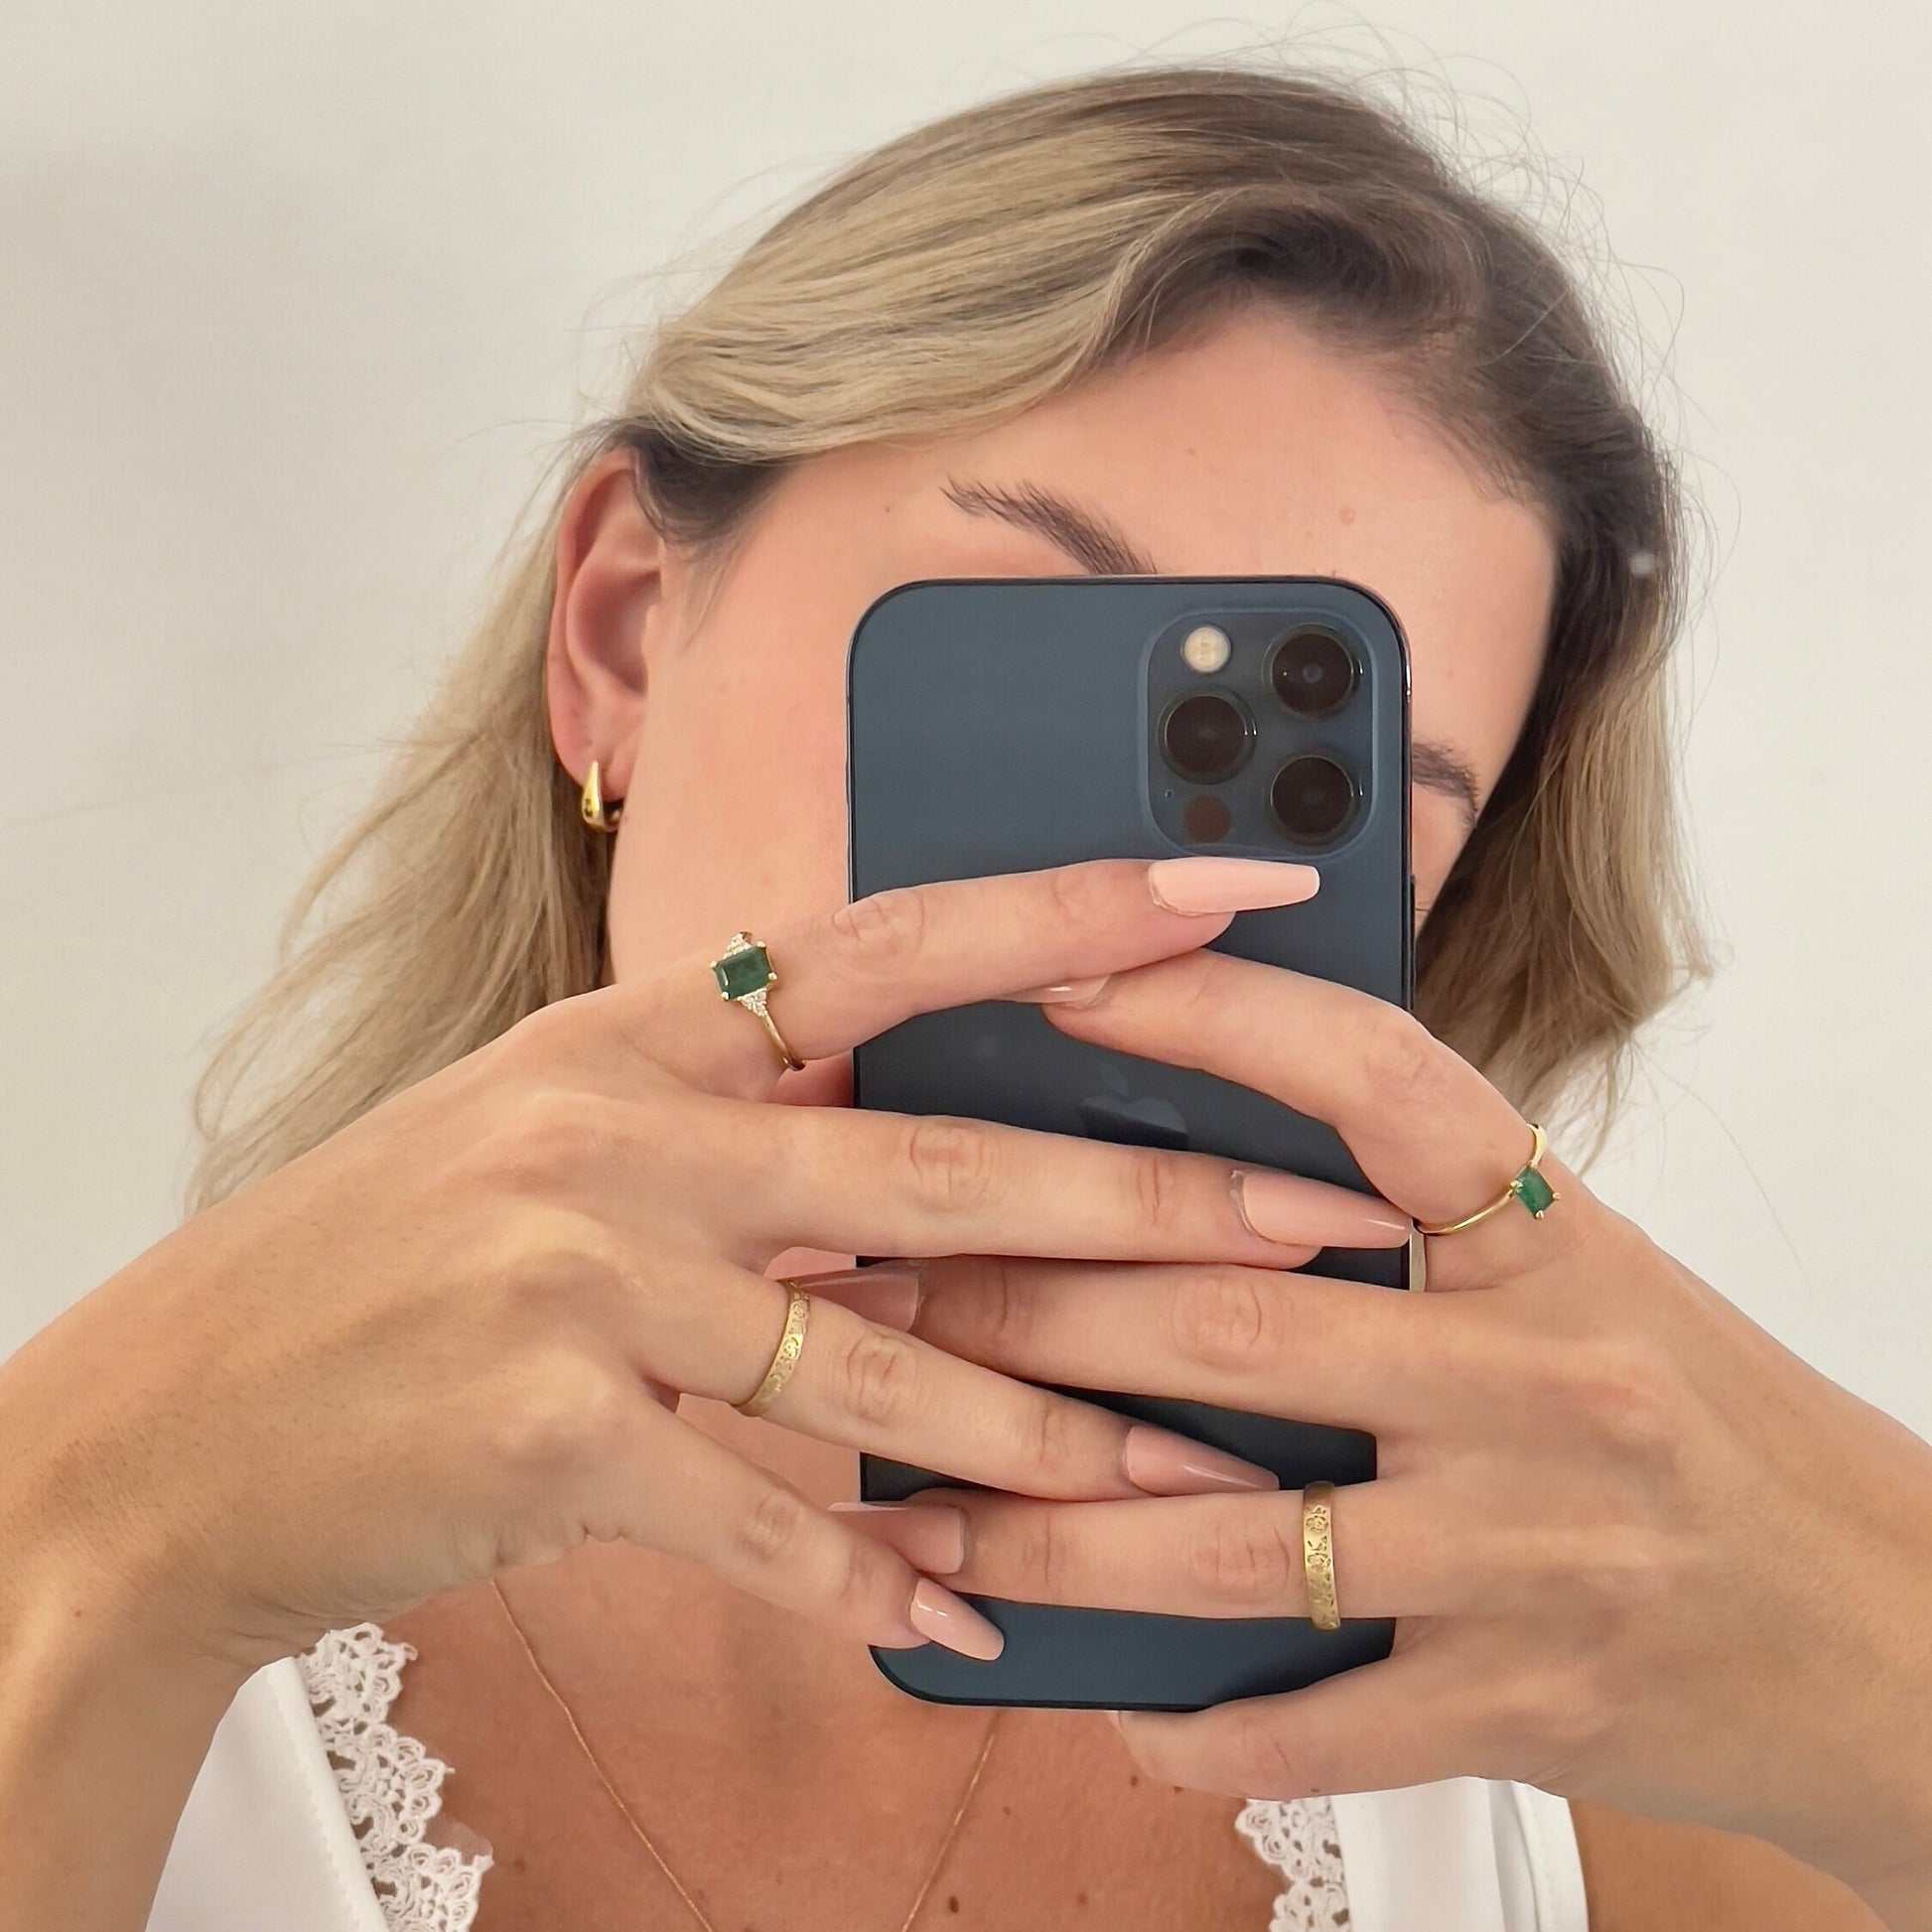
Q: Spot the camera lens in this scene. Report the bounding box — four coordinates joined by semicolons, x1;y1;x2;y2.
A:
1270;756;1356;845
1269;628;1358;718
1159;692;1254;784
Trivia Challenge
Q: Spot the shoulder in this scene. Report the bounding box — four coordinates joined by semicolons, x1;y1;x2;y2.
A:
1568;1799;1886;1931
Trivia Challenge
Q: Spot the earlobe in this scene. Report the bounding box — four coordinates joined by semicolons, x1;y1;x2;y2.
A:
545;446;663;798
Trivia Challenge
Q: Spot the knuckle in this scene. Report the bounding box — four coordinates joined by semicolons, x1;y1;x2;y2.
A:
1019;1394;1081;1486
1571;1522;1681;1617
734;1481;815;1570
492;1354;627;1476
829;1518;897;1626
1170;1268;1283;1372
1123;1144;1187;1237
1533;1660;1618;1769
496;998;582;1069
470;1085;604;1194
900;1116;1001;1217
1360;1007;1454;1114
829;888;930;976
1568;1339;1686;1464
1185;1499;1300;1607
1016;1506;1075;1599
1223;1702;1320;1797
468;1208;621;1330
975;1255;1034;1357
829;1322;926;1432
1042;861;1104;929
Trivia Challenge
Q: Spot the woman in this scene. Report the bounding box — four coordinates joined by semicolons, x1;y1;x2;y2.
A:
3;60;1929;1932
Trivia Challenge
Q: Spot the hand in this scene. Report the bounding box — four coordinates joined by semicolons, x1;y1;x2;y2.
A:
0;857;1411;1685
864;949;1932;1912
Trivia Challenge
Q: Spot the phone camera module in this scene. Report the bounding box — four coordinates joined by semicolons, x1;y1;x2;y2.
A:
1159;691;1254;785
1270;755;1357;845
1269;627;1358;718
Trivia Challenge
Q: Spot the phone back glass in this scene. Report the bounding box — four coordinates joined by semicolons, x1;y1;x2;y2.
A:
848;577;1411;1710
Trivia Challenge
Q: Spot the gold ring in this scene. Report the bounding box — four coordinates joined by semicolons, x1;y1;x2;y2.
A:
736;1282;812;1418
1303;1479;1341;1632
709;930;804;1072
1415;1121;1560;1237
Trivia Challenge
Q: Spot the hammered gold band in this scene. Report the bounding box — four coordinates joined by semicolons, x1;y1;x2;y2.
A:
735;1282;812;1418
1303;1479;1341;1632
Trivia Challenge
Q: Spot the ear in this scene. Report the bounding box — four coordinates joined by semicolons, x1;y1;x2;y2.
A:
545;446;664;801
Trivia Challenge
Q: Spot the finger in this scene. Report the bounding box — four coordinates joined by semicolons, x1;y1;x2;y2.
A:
910;1256;1483;1439
915;1475;1516;1621
672;1093;1410;1270
607;856;1320;1098
638;1262;1284;1502
1043;951;1591;1284
585;1391;1003;1661
1113;1632;1516;1799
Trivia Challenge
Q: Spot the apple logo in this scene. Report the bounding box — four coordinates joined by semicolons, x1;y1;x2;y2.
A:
1078;1072;1191;1150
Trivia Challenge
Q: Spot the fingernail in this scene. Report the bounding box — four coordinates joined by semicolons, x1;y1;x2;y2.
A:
806;1261;925;1331
1007;976;1112;1007
1233;1170;1411;1248
1147;856;1320;916
907;1579;1005;1660
828;1500;968;1575
1122;1423;1279;1496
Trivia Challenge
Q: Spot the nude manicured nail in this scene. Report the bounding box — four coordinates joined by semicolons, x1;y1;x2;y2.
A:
829;1500;968;1574
907;1579;1005;1660
805;1262;924;1331
1147;856;1320;915
1122;1424;1280;1496
1233;1170;1412;1249
1007;977;1112;1007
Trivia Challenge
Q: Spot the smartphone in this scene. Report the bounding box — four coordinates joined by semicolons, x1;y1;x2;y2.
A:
847;575;1411;1712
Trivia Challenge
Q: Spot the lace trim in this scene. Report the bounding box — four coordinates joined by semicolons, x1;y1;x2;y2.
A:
1236;1796;1353;1931
295;1623;492;1932
292;1619;1341;1931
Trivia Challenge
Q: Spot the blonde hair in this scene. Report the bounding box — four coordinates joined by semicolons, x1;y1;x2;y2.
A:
191;60;1710;1210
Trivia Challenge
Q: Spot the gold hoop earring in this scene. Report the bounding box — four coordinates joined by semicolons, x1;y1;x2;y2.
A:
580;759;622;833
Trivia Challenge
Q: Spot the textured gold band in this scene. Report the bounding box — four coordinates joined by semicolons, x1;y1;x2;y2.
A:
736;1283;812;1418
1303;1479;1342;1631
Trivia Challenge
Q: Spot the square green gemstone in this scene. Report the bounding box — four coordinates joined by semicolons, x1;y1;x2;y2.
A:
714;942;774;1002
1512;1166;1556;1217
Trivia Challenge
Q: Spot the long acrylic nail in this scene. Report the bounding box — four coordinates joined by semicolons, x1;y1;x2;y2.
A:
1121;1423;1280;1496
1233;1170;1411;1248
1147;856;1320;916
828;1500;968;1575
1007;977;1112;1007
907;1579;1005;1659
804;1261;924;1331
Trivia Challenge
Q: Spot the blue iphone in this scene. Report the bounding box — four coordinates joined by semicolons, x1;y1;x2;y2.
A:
847;576;1411;1711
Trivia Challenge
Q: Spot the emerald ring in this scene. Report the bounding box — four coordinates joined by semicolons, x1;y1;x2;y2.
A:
1415;1121;1560;1237
709;931;805;1072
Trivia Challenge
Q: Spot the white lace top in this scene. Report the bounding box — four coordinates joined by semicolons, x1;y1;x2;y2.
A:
293;1622;1351;1932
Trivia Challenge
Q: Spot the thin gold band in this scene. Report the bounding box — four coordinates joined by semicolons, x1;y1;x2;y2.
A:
736;1282;811;1418
1415;1122;1557;1237
742;989;804;1073
1303;1479;1341;1631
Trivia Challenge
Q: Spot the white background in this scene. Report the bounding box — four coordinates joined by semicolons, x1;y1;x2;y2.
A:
3;4;1928;1437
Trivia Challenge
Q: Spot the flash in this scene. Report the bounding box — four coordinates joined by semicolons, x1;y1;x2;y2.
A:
1179;624;1231;674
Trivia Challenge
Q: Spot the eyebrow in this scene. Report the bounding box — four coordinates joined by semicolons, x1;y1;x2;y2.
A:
943;474;1487;829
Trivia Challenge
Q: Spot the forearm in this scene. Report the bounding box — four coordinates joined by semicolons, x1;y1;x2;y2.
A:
0;1565;249;1932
